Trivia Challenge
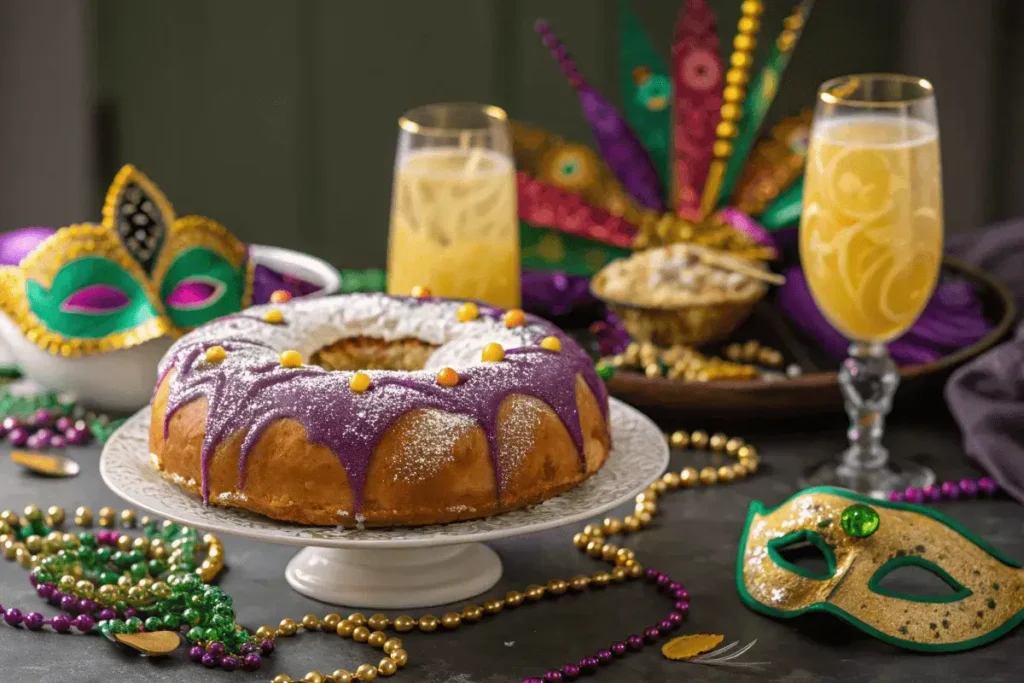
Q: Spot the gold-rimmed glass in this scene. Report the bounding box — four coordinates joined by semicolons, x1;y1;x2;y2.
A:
799;74;943;497
386;103;520;308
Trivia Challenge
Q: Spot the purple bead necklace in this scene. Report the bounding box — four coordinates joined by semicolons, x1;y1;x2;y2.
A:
2;409;92;450
888;476;999;504
524;569;689;683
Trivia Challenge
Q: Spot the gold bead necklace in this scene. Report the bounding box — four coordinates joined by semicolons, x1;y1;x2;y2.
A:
1;428;758;682
602;340;787;382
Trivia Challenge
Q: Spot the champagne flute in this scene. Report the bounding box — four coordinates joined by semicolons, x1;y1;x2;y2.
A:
386;103;520;308
799;74;943;497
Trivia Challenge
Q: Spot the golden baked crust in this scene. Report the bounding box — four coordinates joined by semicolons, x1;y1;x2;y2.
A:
150;369;609;527
149;294;612;528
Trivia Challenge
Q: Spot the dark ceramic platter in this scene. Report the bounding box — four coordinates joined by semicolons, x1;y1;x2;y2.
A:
603;258;1016;420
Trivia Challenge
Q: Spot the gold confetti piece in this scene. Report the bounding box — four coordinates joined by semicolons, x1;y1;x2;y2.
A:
10;450;80;477
662;633;725;661
114;631;181;656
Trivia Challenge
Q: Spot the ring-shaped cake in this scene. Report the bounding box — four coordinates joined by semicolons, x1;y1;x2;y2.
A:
149;294;610;527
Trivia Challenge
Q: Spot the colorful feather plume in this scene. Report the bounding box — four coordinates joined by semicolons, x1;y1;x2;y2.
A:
519;0;814;275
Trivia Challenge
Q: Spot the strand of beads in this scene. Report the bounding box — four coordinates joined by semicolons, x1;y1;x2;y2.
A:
888;477;999;504
0;426;760;683
599;341;767;382
0;388;124;449
0;504;264;673
666;429;760;484
263;615;410;682
516;429;758;682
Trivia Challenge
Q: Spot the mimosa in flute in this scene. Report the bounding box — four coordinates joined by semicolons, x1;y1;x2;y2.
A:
799;74;942;497
387;104;520;309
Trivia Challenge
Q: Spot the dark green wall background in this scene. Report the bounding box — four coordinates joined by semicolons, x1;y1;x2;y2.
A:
96;0;900;269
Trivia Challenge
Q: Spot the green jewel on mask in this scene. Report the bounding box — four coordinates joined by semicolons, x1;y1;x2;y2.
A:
737;486;1024;652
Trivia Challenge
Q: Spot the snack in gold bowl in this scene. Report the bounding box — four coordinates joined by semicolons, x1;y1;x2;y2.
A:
591;244;767;347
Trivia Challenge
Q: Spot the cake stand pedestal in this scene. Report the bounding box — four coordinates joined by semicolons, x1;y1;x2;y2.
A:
286;545;501;609
100;399;668;609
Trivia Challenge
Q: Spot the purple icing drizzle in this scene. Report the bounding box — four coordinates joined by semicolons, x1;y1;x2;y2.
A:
159;295;608;513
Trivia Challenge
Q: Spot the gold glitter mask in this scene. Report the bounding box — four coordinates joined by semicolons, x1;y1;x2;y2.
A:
737;487;1024;651
0;165;253;356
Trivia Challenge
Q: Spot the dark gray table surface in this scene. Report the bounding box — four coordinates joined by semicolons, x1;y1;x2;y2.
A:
1;410;1021;683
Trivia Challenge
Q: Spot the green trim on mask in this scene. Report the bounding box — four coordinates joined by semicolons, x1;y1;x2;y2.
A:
767;529;837;581
159;247;246;329
866;555;972;604
25;256;159;338
736;486;1024;653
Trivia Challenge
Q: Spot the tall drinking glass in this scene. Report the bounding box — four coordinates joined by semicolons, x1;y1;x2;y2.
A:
386;103;520;308
799;74;943;497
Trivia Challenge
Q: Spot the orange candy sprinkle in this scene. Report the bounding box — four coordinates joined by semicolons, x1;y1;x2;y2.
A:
503;309;526;328
457;302;479;322
436;367;460;387
269;290;292;304
350;372;372;393
279;350;303;368
481;342;505;362
410;285;431;299
540;336;562;352
204;346;227;364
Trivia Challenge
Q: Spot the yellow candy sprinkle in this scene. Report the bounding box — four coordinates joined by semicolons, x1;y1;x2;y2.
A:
410;285;431;298
436;367;459;387
204;346;227;364
264;309;284;324
481;342;505;362
503;309;526;328
269;290;292;304
457;302;479;322
279;350;303;368
350;372;372;393
540;336;562;352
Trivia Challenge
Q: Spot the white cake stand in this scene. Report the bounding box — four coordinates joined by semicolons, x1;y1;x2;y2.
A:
100;398;668;609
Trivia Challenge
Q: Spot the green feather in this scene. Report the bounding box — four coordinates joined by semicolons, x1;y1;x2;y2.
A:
618;0;671;196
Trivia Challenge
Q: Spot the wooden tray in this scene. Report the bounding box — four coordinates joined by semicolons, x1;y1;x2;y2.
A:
605;258;1016;420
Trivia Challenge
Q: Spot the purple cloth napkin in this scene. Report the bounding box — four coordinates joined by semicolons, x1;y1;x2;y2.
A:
946;220;1024;504
0;227;57;265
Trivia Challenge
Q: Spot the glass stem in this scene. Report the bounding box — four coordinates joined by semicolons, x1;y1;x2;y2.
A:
838;342;898;472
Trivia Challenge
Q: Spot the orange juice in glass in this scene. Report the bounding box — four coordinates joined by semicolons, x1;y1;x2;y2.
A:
387;104;520;308
799;74;942;497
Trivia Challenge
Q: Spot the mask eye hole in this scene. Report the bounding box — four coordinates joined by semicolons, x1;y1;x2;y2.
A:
60;284;131;314
767;530;837;581
868;556;973;603
166;277;225;310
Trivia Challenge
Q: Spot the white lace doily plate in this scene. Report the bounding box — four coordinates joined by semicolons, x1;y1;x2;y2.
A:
100;398;669;550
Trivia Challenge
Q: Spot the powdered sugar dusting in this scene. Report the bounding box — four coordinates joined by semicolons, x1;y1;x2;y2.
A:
391;410;477;484
497;397;544;492
158;293;608;514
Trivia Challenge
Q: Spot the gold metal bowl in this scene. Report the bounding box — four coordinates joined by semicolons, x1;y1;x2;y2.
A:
590;245;768;347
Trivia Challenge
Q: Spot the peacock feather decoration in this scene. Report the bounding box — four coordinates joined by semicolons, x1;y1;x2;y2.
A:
516;0;814;276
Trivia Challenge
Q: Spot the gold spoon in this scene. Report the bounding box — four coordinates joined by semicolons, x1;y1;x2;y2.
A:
10;450;80;477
